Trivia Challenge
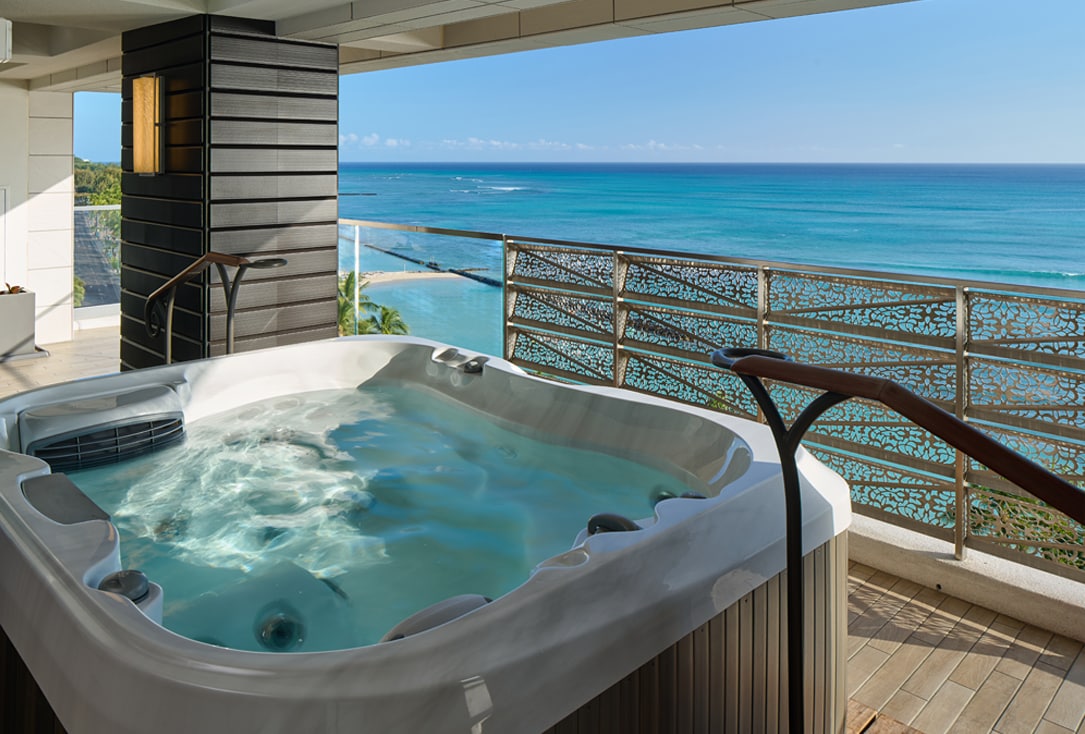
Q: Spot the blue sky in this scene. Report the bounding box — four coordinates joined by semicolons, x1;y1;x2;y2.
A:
75;0;1085;164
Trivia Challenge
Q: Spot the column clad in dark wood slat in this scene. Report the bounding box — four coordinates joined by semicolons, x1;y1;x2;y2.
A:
120;14;338;370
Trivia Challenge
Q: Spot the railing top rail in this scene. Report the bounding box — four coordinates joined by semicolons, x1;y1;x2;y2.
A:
342;218;1085;300
508;235;1085;300
143;252;251;331
74;204;121;212
340;218;505;242
725;353;1085;525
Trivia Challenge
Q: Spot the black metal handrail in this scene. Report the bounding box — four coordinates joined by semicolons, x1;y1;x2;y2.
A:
144;252;286;364
712;346;1085;734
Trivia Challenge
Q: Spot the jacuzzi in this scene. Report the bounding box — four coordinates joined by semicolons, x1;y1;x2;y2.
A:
0;336;850;734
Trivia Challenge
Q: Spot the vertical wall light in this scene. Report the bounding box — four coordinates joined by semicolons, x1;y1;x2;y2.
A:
132;75;163;174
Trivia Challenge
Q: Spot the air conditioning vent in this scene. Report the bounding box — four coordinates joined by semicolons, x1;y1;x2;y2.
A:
27;417;185;472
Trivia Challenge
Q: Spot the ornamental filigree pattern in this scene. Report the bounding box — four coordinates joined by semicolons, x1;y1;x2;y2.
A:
510;287;613;336
969;292;1085;363
768;328;957;402
970;487;1085;568
969;359;1085;431
966;424;1085;483
509;332;613;383
623;305;757;358
811;447;955;527
622;257;758;312
622;353;757;417
768;384;957;469
501;239;1085;576
768;272;956;339
508;243;613;291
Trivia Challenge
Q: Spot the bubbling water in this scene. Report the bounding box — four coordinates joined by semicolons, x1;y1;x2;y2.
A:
72;385;703;651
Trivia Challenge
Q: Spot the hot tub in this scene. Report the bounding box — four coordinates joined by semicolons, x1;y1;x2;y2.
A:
0;336;850;733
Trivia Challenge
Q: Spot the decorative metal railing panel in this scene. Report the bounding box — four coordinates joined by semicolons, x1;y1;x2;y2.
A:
504;235;1085;578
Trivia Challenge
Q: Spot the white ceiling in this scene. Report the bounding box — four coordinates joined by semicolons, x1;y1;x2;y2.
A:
0;0;916;92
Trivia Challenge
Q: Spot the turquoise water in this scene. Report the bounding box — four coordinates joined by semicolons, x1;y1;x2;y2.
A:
71;385;693;651
339;163;1085;352
341;163;1085;288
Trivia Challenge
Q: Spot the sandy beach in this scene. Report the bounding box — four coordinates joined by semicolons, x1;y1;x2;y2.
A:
354;270;467;285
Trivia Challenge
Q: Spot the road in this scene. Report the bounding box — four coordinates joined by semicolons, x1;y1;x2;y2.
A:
74;212;122;307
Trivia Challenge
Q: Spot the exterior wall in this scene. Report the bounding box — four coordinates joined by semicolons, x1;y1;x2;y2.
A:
119;15;339;371
0;83;74;347
0;82;30;293
27;92;75;345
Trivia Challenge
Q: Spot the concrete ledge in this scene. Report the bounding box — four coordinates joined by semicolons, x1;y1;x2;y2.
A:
849;514;1085;642
74;303;120;331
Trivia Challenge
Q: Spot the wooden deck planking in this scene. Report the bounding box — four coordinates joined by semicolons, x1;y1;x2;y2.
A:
1043;648;1085;730
849;561;1085;734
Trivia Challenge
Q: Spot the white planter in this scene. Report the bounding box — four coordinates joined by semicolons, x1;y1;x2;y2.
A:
0;291;37;360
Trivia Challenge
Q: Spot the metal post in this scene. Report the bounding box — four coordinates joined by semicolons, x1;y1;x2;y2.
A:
223;258;287;354
954;286;969;560
164;288;177;365
221;261;243;355
502;236;511;361
712;347;850;734
354;226;361;335
613;252;626;389
757;265;770;351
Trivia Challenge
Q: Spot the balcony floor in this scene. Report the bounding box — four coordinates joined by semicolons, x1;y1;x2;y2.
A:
1;328;1083;734
848;561;1085;734
0;326;120;398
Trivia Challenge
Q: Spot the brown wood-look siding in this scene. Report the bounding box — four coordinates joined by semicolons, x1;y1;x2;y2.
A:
120;14;338;370
540;534;850;734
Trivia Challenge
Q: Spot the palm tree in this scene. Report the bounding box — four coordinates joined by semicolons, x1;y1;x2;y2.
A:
365;305;409;335
337;272;377;335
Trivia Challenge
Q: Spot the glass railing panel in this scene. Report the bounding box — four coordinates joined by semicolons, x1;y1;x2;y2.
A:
74;205;121;309
337;220;504;356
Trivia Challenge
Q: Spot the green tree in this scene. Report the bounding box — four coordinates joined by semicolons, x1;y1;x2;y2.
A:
73;275;86;308
366;305;410;335
74;159;122;206
337;272;377;336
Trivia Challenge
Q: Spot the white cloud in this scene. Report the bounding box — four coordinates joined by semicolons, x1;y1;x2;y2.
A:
621;140;705;152
436;137;597;152
340;132;391;148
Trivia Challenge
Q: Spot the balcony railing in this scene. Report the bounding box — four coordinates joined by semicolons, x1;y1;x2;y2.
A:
347;220;1085;579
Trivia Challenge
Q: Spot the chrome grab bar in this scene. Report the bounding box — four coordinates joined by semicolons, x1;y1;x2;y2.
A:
712;346;1085;734
144;253;287;364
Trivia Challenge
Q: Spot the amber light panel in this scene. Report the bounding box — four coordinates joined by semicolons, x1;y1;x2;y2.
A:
132;75;161;174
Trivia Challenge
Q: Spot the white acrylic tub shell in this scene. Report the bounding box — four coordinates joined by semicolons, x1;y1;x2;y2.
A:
0;336;850;734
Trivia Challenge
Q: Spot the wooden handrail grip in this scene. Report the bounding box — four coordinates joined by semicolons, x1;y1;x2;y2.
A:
144;252;253;336
145;252;249;308
730;355;1085;525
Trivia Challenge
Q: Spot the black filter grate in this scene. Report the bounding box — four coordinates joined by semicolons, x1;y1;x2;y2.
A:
28;416;185;472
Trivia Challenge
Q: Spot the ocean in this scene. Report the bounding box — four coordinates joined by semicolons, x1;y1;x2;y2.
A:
337;163;1085;353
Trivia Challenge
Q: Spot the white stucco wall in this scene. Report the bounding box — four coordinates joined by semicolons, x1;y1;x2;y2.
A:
0;82;30;293
0;83;74;346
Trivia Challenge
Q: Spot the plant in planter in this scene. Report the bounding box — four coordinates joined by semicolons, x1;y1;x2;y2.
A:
0;282;38;360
